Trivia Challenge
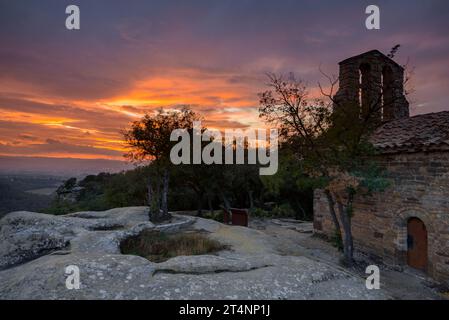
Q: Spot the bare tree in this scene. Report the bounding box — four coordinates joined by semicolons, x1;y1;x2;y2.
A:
259;71;393;265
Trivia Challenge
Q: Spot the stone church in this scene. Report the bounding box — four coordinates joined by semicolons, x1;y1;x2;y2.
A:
313;50;449;282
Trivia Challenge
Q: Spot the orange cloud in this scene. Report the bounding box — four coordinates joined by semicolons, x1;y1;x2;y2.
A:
103;71;258;110
0;68;268;160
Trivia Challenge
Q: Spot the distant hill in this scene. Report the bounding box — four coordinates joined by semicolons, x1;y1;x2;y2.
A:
0;156;134;177
0;174;65;216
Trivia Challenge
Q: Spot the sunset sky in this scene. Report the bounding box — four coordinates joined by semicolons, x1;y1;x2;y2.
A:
1;0;448;161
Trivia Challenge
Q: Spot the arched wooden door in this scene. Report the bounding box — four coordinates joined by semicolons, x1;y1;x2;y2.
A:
407;218;428;271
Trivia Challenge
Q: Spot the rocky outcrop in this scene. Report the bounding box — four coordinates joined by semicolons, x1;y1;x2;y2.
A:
0;207;387;300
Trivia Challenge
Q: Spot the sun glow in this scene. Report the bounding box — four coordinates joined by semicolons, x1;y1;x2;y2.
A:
0;70;264;160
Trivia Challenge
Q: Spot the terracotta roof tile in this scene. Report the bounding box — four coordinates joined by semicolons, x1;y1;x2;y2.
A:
370;111;449;153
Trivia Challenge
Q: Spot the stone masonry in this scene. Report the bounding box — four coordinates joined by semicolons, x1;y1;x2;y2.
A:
314;150;449;282
314;50;449;283
333;50;409;122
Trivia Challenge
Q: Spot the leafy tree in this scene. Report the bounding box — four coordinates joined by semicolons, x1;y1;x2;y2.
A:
261;148;314;220
123;107;201;222
56;177;77;196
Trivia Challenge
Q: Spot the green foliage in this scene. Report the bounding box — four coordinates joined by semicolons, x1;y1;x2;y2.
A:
122;107;204;221
354;161;391;194
260;149;314;220
199;210;224;222
271;203;296;218
43;199;80;215
44;161;300;217
56;177;77;194
251;203;296;219
123;107;202;164
45;169;149;215
250;207;271;218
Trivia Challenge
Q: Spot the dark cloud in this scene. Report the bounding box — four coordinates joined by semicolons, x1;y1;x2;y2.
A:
1;0;448;102
18;134;39;141
0;0;448;159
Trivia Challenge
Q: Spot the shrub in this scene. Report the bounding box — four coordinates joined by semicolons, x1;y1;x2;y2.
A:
271;203;295;218
200;210;224;222
250;203;296;218
250;207;270;218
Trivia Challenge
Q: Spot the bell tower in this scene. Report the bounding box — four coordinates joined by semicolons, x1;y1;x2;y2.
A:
333;50;409;122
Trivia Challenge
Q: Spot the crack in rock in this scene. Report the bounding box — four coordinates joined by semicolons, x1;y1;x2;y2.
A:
153;264;272;276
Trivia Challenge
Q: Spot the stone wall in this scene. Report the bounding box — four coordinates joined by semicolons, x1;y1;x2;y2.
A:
333;50;409;122
313;151;449;282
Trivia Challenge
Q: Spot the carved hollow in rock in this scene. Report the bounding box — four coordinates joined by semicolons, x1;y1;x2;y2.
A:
120;229;228;263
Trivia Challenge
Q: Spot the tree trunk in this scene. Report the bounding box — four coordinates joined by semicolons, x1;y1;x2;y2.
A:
295;201;306;221
149;169;171;223
197;194;203;217
207;194;214;214
325;190;342;246
156;176;161;211
248;190;254;210
161;168;170;220
219;189;231;212
148;176;162;222
147;177;152;205
337;198;354;266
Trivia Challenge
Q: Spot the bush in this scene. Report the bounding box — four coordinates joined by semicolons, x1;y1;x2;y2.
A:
43;199;78;215
200;210;224;222
250;207;270;218
271;203;295;218
250;203;296;218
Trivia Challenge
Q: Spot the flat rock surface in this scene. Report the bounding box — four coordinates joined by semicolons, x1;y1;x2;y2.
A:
0;207;438;300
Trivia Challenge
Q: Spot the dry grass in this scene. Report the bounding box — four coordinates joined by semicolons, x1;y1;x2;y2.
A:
120;230;227;263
